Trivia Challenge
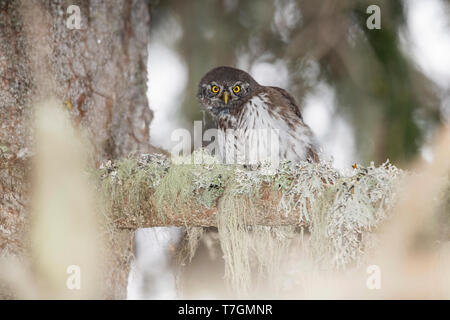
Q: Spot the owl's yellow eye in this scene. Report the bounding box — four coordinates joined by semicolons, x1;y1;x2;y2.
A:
211;85;220;93
233;85;241;94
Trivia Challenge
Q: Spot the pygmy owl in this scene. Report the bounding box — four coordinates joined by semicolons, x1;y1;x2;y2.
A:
197;66;318;165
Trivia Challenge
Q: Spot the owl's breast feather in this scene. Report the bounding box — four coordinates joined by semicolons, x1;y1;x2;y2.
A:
216;92;317;164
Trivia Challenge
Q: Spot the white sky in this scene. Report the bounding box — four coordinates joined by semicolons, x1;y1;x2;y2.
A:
147;43;188;150
403;0;450;91
402;0;450;161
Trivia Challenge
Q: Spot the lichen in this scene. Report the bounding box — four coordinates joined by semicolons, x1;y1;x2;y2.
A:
98;153;170;226
96;149;424;295
153;150;232;220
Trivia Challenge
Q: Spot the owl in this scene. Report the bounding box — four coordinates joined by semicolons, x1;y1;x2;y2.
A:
197;66;319;166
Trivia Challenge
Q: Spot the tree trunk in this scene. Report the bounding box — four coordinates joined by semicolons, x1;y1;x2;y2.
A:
0;0;154;299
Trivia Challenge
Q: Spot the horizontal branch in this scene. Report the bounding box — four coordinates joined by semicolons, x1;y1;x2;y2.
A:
113;189;307;229
97;151;403;231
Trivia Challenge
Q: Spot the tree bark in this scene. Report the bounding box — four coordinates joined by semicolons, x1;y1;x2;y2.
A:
113;192;307;230
0;0;154;299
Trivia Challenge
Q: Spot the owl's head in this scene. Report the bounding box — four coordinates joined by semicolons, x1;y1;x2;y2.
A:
197;66;260;117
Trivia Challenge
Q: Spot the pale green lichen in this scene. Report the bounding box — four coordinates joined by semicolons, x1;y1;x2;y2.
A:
276;159;338;221
98;153;170;226
153;151;232;220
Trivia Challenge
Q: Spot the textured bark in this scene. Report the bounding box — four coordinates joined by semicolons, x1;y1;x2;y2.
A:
0;0;34;258
0;0;154;299
114;190;307;230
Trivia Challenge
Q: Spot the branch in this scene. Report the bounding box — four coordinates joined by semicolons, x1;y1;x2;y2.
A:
97;151;404;231
112;188;306;230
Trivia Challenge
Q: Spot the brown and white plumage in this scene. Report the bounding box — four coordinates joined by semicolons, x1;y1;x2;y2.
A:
197;66;319;165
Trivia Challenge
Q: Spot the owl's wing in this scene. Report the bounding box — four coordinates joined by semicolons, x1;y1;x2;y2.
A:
269;86;304;120
269;86;320;163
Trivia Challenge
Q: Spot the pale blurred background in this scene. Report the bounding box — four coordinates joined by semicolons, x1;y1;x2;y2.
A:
128;0;450;299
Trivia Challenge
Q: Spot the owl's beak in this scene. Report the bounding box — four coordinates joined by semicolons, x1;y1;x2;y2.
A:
222;91;230;105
